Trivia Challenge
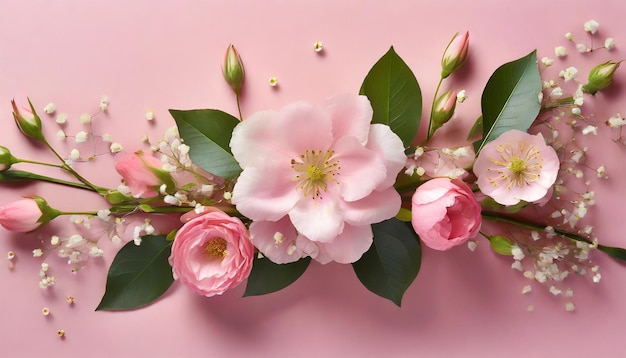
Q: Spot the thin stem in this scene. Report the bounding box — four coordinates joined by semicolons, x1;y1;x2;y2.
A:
41;138;100;192
426;77;444;141
540;96;575;113
0;170;101;192
236;93;243;121
16;158;65;169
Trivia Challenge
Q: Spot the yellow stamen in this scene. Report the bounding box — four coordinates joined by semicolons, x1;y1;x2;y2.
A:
204;238;228;258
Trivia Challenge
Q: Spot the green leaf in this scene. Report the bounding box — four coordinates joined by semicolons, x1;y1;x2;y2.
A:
243;256;311;296
467;115;483;142
475;50;541;153
169;109;241;179
360;46;422;147
96;235;174;311
598;244;626;262
352;218;421;306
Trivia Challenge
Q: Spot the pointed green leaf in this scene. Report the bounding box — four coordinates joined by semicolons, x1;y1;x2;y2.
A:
360;47;422;147
467;115;483;142
352;218;421;306
243;256;311;296
476;50;542;153
169;109;241;179
96;235;174;311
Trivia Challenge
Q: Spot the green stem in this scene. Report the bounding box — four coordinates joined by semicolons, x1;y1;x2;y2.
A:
42;138;101;193
59;211;99;216
16;158;64;169
236;93;243;121
0;170;104;192
539;96;575;114
426;77;444;141
482;211;626;261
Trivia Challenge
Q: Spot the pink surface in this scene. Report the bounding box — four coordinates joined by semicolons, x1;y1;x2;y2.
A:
2;1;626;357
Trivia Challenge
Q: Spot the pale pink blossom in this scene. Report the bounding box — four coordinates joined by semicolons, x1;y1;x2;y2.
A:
474;130;559;206
0;198;43;232
230;94;405;263
441;31;470;78
169;210;254;297
115;151;167;198
411;178;481;251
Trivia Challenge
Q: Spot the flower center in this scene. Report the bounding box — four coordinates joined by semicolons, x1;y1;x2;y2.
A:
292;149;340;198
488;140;544;189
204;237;228;258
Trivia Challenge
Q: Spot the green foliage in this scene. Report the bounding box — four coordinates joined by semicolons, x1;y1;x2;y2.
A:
243;256;311;296
96;235;174;311
360;47;422;147
169;109;241;179
475;50;542;153
352;218;421;306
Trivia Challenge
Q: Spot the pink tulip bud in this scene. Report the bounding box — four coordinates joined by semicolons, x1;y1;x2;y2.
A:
441;31;470;79
0;197;59;232
11;98;44;141
222;44;245;94
429;90;457;138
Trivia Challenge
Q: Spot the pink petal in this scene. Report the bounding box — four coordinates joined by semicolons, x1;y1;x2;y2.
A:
314;224;373;264
340;187;401;226
365;124;407;188
249;218;304;264
333;136;386;201
325;94;373;145
232;164;299;221
230;110;283;168
289;194;344;243
275;102;334;156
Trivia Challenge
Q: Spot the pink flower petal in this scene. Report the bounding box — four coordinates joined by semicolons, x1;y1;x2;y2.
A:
325;94;373;145
249;217;304;264
314;224;373;264
289;193;344;243
340;187;401;225
365;124;407;188
333;136;386;201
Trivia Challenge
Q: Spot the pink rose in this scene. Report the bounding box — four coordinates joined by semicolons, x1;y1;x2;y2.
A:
115;151;168;198
169;210;254;297
411;178;481;251
0;198;44;232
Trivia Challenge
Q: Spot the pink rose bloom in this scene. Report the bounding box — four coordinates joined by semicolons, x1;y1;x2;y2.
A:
0;198;43;232
474;130;559;206
169;210;254;297
411;178;481;251
230;94;406;264
115;151;166;198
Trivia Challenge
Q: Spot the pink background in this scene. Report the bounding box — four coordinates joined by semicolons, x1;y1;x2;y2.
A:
2;1;626;357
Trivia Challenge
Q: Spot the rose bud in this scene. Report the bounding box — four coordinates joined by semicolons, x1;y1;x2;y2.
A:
0;146;18;172
115;151;175;198
11;98;44;141
441;31;470;79
0;196;60;232
429;90;457;138
222;44;245;94
582;61;621;95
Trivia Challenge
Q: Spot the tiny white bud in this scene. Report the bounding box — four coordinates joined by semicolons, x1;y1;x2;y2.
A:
56;113;68;124
605;37;615;50
456;90;467;103
75;131;88;143
69;149;80;160
541;57;554;66
565;32;573;41
43;103;56;114
145;110;155;121
554;45;567;57
583;20;599;34
79;113;92;124
109;142;123;153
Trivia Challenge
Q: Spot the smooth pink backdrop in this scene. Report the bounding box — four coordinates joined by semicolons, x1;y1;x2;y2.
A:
2;1;626;357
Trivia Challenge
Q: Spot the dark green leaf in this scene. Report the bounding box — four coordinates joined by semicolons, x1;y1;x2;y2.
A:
475;50;541;153
243;256;311;296
360;47;422;147
599;244;626;262
96;235;174;311
169;109;241;179
352;218;421;306
467;115;483;142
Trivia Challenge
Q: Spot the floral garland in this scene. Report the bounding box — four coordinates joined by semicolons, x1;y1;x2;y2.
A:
2;20;625;317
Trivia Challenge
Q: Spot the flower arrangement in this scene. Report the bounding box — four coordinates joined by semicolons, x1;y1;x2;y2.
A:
2;20;626;315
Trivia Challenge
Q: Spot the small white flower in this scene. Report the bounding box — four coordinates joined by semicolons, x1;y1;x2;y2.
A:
549;87;563;99
560;66;579;81
223;191;233;200
89;246;104;257
134;237;142;246
110;142;123;153
574;85;585;106
565;32;573;41
584;20;599;34
565;301;576;312
75;131;88;143
606;113;626;128
467;240;477;252
56;130;67;140
511;245;525;260
43;103;56;114
605;37;615;50
32;249;44;257
56;113;68;124
79;113;92;124
522;285;532;294
576;43;589;53
541;57;554;66
102;133;112;142
582;125;598;135
97;209;111;221
456;90;467;103
69;149;80;160
145;110;155;121
511;260;523;271
164;195;180;206
549;286;562;295
118;184;132;196
99;95;109;111
571;107;581;116
554;45;567;57
597;165;606;178
65;234;85;249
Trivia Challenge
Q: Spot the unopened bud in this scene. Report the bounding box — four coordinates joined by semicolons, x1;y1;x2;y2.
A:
441;31;469;79
582;61;621;95
222;44;245;94
488;235;514;255
11;98;44;141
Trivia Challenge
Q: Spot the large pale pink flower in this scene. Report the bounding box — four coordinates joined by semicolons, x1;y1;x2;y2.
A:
474;130;559;206
411;178;481;251
230;94;406;264
169;210;254;297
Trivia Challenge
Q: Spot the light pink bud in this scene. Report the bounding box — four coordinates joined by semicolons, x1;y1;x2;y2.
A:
429;90;457;138
441;31;470;78
11;98;44;141
0;198;44;232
